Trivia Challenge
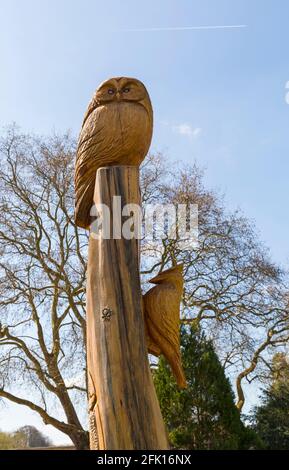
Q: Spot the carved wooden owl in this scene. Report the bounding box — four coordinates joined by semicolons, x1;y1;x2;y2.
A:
143;264;187;389
74;77;153;228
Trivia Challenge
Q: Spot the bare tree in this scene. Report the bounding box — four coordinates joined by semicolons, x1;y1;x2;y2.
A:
14;425;52;448
0;126;88;449
141;153;289;411
0;127;288;444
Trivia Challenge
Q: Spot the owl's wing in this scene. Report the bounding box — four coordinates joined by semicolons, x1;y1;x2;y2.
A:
81;94;98;129
74;105;104;228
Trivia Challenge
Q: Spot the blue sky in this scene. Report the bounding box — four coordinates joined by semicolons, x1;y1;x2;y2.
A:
1;0;289;444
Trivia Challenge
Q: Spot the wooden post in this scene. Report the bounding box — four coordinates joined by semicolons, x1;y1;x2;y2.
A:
86;166;168;450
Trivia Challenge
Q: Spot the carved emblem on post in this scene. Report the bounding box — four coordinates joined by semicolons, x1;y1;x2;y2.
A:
101;307;113;321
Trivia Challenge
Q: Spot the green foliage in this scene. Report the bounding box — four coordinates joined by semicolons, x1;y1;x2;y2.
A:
153;325;257;449
15;426;52;448
252;353;289;449
0;431;14;450
0;429;26;450
0;426;51;449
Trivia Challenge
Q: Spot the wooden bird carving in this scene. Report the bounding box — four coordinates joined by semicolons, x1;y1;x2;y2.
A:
143;264;187;389
74;77;153;229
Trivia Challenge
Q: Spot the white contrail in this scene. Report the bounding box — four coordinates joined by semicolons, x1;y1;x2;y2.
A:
120;24;247;32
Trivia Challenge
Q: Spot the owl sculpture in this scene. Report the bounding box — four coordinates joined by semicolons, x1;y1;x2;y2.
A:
143;264;187;389
74;77;153;229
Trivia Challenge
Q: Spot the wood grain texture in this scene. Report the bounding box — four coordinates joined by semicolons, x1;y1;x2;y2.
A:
86;166;168;450
75;77;153;229
143;265;187;389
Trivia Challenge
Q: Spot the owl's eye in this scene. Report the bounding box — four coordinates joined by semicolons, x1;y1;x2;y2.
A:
107;89;115;95
122;87;130;93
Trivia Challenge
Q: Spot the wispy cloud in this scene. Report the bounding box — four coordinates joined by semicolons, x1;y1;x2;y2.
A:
120;25;247;32
173;124;202;139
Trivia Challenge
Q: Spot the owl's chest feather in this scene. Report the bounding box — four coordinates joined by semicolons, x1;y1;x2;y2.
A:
79;102;151;163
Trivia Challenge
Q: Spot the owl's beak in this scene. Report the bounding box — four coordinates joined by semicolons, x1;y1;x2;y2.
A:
116;91;121;101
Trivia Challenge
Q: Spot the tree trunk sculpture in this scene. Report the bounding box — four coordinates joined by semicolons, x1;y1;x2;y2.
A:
86;166;168;449
74;77;185;449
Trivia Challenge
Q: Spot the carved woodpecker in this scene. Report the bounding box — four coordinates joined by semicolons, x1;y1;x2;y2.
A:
143;264;187;389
